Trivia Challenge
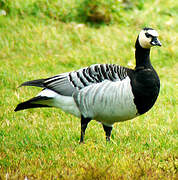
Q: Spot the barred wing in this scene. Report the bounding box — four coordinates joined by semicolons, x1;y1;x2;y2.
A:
21;64;131;96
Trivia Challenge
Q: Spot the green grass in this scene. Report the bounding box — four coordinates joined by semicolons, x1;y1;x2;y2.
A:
0;0;178;179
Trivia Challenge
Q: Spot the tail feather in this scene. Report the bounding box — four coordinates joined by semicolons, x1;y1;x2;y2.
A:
19;79;45;88
14;96;52;112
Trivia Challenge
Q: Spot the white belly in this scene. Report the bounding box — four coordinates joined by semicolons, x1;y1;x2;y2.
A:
38;89;81;117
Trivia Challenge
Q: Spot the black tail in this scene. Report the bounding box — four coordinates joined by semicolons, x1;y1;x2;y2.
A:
14;96;52;112
19;79;45;88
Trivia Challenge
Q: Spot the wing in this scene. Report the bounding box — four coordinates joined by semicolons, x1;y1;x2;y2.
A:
20;64;132;96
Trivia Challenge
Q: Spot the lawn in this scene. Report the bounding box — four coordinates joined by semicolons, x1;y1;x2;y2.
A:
0;0;177;179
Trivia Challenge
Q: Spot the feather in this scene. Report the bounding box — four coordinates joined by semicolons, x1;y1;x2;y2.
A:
14;96;52;111
18;64;130;97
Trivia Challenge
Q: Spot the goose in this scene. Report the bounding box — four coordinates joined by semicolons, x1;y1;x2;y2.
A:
15;27;161;143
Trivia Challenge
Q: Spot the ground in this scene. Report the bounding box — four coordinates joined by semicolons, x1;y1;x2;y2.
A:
0;0;177;179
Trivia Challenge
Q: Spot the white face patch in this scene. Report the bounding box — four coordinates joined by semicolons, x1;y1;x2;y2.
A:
147;29;158;37
138;29;159;49
139;30;152;49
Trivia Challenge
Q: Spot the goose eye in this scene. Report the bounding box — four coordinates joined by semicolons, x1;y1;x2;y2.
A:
145;32;151;38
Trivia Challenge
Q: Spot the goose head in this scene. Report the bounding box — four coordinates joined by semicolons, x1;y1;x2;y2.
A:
138;27;162;49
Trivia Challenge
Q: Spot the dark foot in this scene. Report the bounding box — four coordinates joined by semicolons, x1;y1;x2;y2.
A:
79;115;91;143
102;124;113;142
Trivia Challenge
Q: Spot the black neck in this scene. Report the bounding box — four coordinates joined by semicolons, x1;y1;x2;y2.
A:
135;37;152;68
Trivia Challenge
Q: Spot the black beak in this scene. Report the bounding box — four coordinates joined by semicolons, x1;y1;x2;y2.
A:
151;37;162;46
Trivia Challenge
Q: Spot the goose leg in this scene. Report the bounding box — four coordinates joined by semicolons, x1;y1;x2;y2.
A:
80;115;91;143
102;124;113;141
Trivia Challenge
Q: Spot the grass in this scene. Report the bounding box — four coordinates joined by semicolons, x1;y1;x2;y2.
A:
0;0;178;179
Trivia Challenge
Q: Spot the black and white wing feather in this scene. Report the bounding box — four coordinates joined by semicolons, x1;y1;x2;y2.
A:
20;64;131;96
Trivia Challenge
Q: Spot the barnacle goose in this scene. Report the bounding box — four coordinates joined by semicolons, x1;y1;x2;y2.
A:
15;27;161;143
